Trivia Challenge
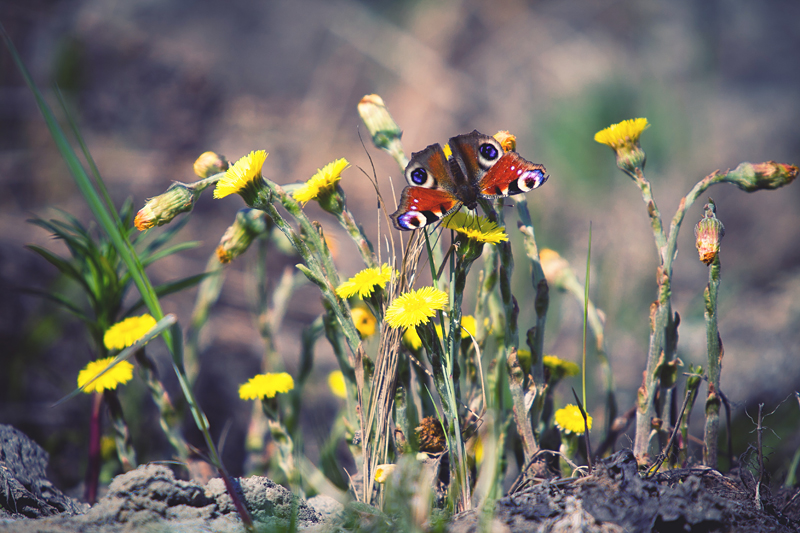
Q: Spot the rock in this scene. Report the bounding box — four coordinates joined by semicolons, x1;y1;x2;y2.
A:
0;425;86;518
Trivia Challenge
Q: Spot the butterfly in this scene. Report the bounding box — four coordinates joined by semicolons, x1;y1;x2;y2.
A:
390;130;548;231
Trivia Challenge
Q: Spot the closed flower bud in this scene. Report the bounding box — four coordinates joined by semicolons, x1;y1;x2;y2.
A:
358;94;402;150
694;199;725;265
216;208;269;263
724;161;798;192
135;183;196;230
193;151;229;178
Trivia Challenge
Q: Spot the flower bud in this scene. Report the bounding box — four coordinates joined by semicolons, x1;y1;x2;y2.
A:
216;208;269;263
134;183;196;230
724;161;798;192
193;151;229;178
493;130;516;152
694;199;725;265
594;118;650;174
358;94;402;150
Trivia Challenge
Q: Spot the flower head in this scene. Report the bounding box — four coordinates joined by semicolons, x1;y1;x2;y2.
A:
78;356;134;393
135;183;196;231
694;198;725;265
543;355;580;381
385;287;449;329
328;370;347;399
554;404;592;435
351;306;378;338
374;464;396;483
402;327;422;350
336;264;393;299
193;151;229;178
493;130;516;152
358;95;402;151
239;372;295;400
435;314;478;340
104;314;157;351
443;211;508;244
292;158;349;207
213;150;269;205
216;208;269;264
594;118;649;172
724;161;798;193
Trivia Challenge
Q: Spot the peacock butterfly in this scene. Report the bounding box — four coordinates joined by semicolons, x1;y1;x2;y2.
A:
390;130;548;231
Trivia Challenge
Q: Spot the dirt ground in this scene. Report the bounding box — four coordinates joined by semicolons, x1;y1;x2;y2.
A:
3;425;799;533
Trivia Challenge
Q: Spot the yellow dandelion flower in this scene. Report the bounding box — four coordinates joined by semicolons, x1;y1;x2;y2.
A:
213;150;268;200
336;264;393;299
374;464;396;483
351;306;378;337
543;355;580;379
104;314;157;351
594;118;650;150
402;326;422;350
460;315;477;338
443;211;508;244
238;372;295;400
385;287;449;329
554;404;592;435
292;158;349;205
78;356;134;393
328;370;347;399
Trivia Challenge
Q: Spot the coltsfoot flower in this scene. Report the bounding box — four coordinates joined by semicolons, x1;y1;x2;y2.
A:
216;208;269;264
695;199;725;265
595;118;650;173
543;355;580;381
442;211;508;244
358;95;402;151
135;183;196;231
239;372;295;400
104;314;157;351
493;130;516;152
351;306;378;338
554;404;592;435
336;264;393;299
78;357;134;393
292;158;349;209
385;287;449;329
328;370;347;399
374;463;396;483
213;150;269;205
193;151;229;178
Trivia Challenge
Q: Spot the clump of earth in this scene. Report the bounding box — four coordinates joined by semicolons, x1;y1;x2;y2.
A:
2;425;798;532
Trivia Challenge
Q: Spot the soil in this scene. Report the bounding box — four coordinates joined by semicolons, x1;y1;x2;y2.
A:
2;425;799;532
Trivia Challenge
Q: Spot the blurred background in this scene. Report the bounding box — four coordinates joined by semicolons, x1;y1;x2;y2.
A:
1;0;799;493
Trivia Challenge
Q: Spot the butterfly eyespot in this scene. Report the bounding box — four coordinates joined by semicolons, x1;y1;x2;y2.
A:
479;143;499;161
410;168;428;185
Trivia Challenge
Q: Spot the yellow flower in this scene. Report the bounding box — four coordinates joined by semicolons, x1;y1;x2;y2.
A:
77;356;134;393
336;264;393;299
385;287;449;329
402;326;422;350
292;158;349;206
543;355;580;380
493;130;516;152
328;370;347;399
442;211;508;244
554;404;592;435
593;118;650;150
193;151;229;178
374;464;396;483
213;150;268;200
104;314;157;351
239;372;295;400
351;306;377;338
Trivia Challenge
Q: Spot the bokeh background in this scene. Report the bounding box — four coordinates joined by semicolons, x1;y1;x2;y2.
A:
2;0;799;493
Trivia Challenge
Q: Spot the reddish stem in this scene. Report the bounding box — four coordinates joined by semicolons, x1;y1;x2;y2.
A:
84;392;103;504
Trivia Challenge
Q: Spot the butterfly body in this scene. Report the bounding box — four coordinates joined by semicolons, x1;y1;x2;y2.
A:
391;130;548;231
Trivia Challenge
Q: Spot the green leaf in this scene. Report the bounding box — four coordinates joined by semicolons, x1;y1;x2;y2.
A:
18;287;93;322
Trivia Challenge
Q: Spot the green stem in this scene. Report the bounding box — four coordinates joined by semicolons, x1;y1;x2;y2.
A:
703;255;722;467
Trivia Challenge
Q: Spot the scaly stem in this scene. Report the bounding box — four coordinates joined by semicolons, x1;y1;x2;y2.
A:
703;255;722;467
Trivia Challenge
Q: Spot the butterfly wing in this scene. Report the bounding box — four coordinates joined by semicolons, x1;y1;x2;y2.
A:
391;142;462;230
449;130;548;199
477;152;548;198
391;187;461;230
